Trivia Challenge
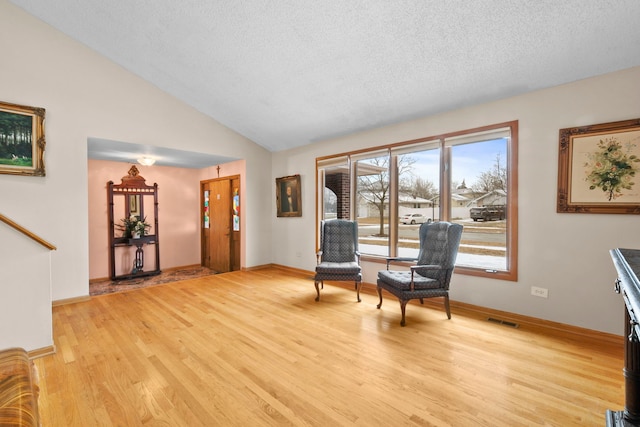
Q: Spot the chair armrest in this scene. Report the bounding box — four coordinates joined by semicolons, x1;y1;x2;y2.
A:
385;257;417;270
409;264;442;271
316;250;323;264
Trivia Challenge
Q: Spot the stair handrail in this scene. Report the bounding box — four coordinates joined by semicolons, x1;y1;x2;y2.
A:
0;213;57;251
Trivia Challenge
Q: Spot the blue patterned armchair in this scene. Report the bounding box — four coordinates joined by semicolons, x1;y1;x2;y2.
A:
315;220;362;302
377;221;463;326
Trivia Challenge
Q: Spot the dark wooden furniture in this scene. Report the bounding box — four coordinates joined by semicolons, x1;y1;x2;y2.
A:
608;248;640;426
107;166;160;280
0;347;39;426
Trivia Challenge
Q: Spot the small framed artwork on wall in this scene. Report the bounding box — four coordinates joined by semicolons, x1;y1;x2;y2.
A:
276;174;302;217
0;101;46;177
557;117;640;214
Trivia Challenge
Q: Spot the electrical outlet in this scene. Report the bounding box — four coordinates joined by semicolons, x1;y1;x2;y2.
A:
295;251;301;258
531;286;548;298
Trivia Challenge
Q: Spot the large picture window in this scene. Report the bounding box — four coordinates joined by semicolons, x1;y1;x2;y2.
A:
316;121;518;281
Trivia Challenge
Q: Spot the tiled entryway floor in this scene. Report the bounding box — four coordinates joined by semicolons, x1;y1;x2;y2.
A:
90;266;217;296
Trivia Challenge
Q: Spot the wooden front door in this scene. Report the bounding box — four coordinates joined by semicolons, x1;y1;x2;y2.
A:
201;176;240;273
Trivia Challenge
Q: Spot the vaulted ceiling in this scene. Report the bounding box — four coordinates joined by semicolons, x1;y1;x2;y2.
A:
10;0;640;155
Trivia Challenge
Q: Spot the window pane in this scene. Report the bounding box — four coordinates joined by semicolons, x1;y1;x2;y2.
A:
397;147;440;259
323;187;337;219
322;163;350;220
355;154;390;256
450;138;508;271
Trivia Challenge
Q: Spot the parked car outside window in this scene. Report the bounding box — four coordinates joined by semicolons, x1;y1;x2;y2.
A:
469;206;505;221
400;213;428;224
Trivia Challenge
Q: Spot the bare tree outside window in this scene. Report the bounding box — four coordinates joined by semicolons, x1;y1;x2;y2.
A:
472;153;507;193
357;155;415;237
356;155;390;238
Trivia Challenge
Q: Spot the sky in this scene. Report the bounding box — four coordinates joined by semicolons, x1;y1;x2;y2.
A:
405;138;508;188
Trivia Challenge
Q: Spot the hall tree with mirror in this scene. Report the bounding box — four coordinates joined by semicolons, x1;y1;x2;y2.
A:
107;166;160;280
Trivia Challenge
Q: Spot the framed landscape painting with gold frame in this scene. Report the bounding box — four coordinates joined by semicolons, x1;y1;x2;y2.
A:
557;118;640;214
0;101;46;176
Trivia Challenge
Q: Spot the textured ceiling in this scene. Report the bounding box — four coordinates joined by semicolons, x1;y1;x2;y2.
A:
87;138;238;169
10;0;640;155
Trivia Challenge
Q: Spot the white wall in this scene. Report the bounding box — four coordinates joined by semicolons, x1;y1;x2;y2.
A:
0;229;52;351
0;2;272;350
272;66;640;335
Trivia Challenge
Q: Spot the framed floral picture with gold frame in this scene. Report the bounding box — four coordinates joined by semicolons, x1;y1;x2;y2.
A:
557;118;640;214
0;101;46;176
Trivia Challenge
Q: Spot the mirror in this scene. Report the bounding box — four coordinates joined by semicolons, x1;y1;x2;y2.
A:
128;194;140;217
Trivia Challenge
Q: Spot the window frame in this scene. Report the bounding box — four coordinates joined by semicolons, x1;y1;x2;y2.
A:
316;120;518;281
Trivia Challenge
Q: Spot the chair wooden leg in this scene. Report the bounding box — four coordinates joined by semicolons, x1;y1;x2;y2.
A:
356;281;361;303
376;286;383;309
400;300;408;326
419;298;424;304
314;280;321;301
444;295;451;319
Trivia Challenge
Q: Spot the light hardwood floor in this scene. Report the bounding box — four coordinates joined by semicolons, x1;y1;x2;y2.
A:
35;267;624;426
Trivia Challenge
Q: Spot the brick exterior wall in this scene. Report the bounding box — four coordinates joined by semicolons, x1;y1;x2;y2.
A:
325;172;350;219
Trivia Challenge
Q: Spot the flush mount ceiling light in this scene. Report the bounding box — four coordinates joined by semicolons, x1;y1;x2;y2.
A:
137;157;156;166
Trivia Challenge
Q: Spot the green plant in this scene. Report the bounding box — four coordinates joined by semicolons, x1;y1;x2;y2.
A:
119;215;151;238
